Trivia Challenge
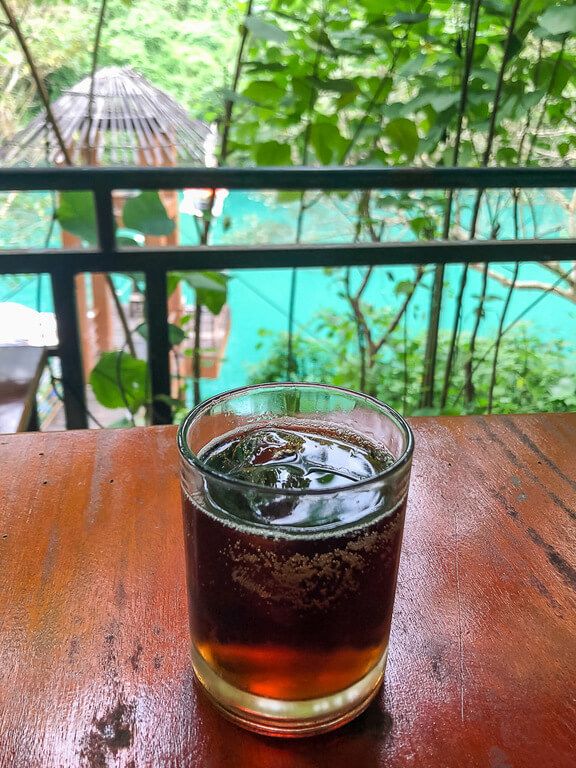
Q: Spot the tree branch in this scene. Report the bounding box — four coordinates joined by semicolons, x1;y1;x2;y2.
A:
370;266;426;359
354;265;374;302
539;260;575;284
450;263;576;408
288;6;325;378
192;296;201;406
443;0;522;409
105;274;137;356
220;0;254;163
0;0;72;165
488;191;520;412
517;39;543;162
345;268;368;391
420;0;482;408
339;0;427;164
525;39;566;164
85;0;108;159
469;264;576;303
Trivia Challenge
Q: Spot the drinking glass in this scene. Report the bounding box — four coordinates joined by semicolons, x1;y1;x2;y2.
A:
178;383;414;736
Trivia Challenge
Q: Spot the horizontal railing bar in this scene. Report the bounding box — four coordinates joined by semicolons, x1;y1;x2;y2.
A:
1;239;575;274
1;166;575;192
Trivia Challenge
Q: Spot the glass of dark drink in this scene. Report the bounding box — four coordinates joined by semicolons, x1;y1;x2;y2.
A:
178;383;413;737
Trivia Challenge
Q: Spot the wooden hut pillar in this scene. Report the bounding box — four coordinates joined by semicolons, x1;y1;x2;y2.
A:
60;229;94;380
92;274;114;354
76;143;114;358
138;138;183;323
163;138;182;322
139;136;184;396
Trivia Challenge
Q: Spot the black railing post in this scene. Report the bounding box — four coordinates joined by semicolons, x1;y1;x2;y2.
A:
50;267;88;429
94;188;116;252
145;267;172;424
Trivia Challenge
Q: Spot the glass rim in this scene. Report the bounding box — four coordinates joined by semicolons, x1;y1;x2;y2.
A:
177;382;414;497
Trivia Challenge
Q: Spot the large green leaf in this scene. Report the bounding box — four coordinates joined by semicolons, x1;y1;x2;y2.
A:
167;273;181;297
496;147;518;164
306;77;358;94
539;6;576;35
184;271;229;315
90;352;148;414
255;141;292;165
428;92;460;112
123;191;175;236
244;17;289;44
310;123;347;165
116;227;144;247
308;29;339;54
358;0;386;12
56;191;97;244
472;44;490;64
184;271;229;292
483;0;508;16
533;57;573;96
390;12;429;25
384;118;419;160
136;322;185;347
243;80;285;105
245;62;288;73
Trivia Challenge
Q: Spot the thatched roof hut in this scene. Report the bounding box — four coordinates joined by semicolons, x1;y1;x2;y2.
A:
1;66;214;166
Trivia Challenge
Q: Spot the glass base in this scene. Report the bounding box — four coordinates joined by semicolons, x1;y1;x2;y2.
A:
191;645;388;737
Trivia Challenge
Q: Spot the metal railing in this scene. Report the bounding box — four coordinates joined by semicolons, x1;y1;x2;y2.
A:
1;166;575;428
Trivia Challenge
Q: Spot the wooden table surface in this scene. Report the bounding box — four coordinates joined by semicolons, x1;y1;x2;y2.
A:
0;345;47;434
0;415;574;767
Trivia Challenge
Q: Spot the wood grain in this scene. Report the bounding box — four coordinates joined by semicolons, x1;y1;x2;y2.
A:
0;415;574;767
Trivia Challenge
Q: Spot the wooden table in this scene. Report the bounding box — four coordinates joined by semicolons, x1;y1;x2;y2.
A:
0;415;574;767
0;345;48;434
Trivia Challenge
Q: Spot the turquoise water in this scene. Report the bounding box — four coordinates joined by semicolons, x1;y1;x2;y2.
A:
1;189;574;400
185;189;576;397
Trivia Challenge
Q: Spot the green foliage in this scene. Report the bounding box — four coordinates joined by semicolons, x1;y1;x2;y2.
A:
192;272;229;314
3;0;241;126
5;0;576;427
539;6;576;36
248;311;576;417
54;189;228;421
255;140;292;165
56;190;229;313
123;192;175;236
228;0;576;171
55;191;97;243
230;0;576;417
0;0;96;141
310;122;346;164
170;271;229;314
244;17;289;44
136;322;186;347
90;351;149;413
384;119;419;161
549;376;576;405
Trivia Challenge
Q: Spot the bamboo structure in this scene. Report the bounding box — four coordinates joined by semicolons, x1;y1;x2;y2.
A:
2;67;229;382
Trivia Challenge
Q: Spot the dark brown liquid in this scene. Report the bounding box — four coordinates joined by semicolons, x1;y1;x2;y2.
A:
182;425;405;701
